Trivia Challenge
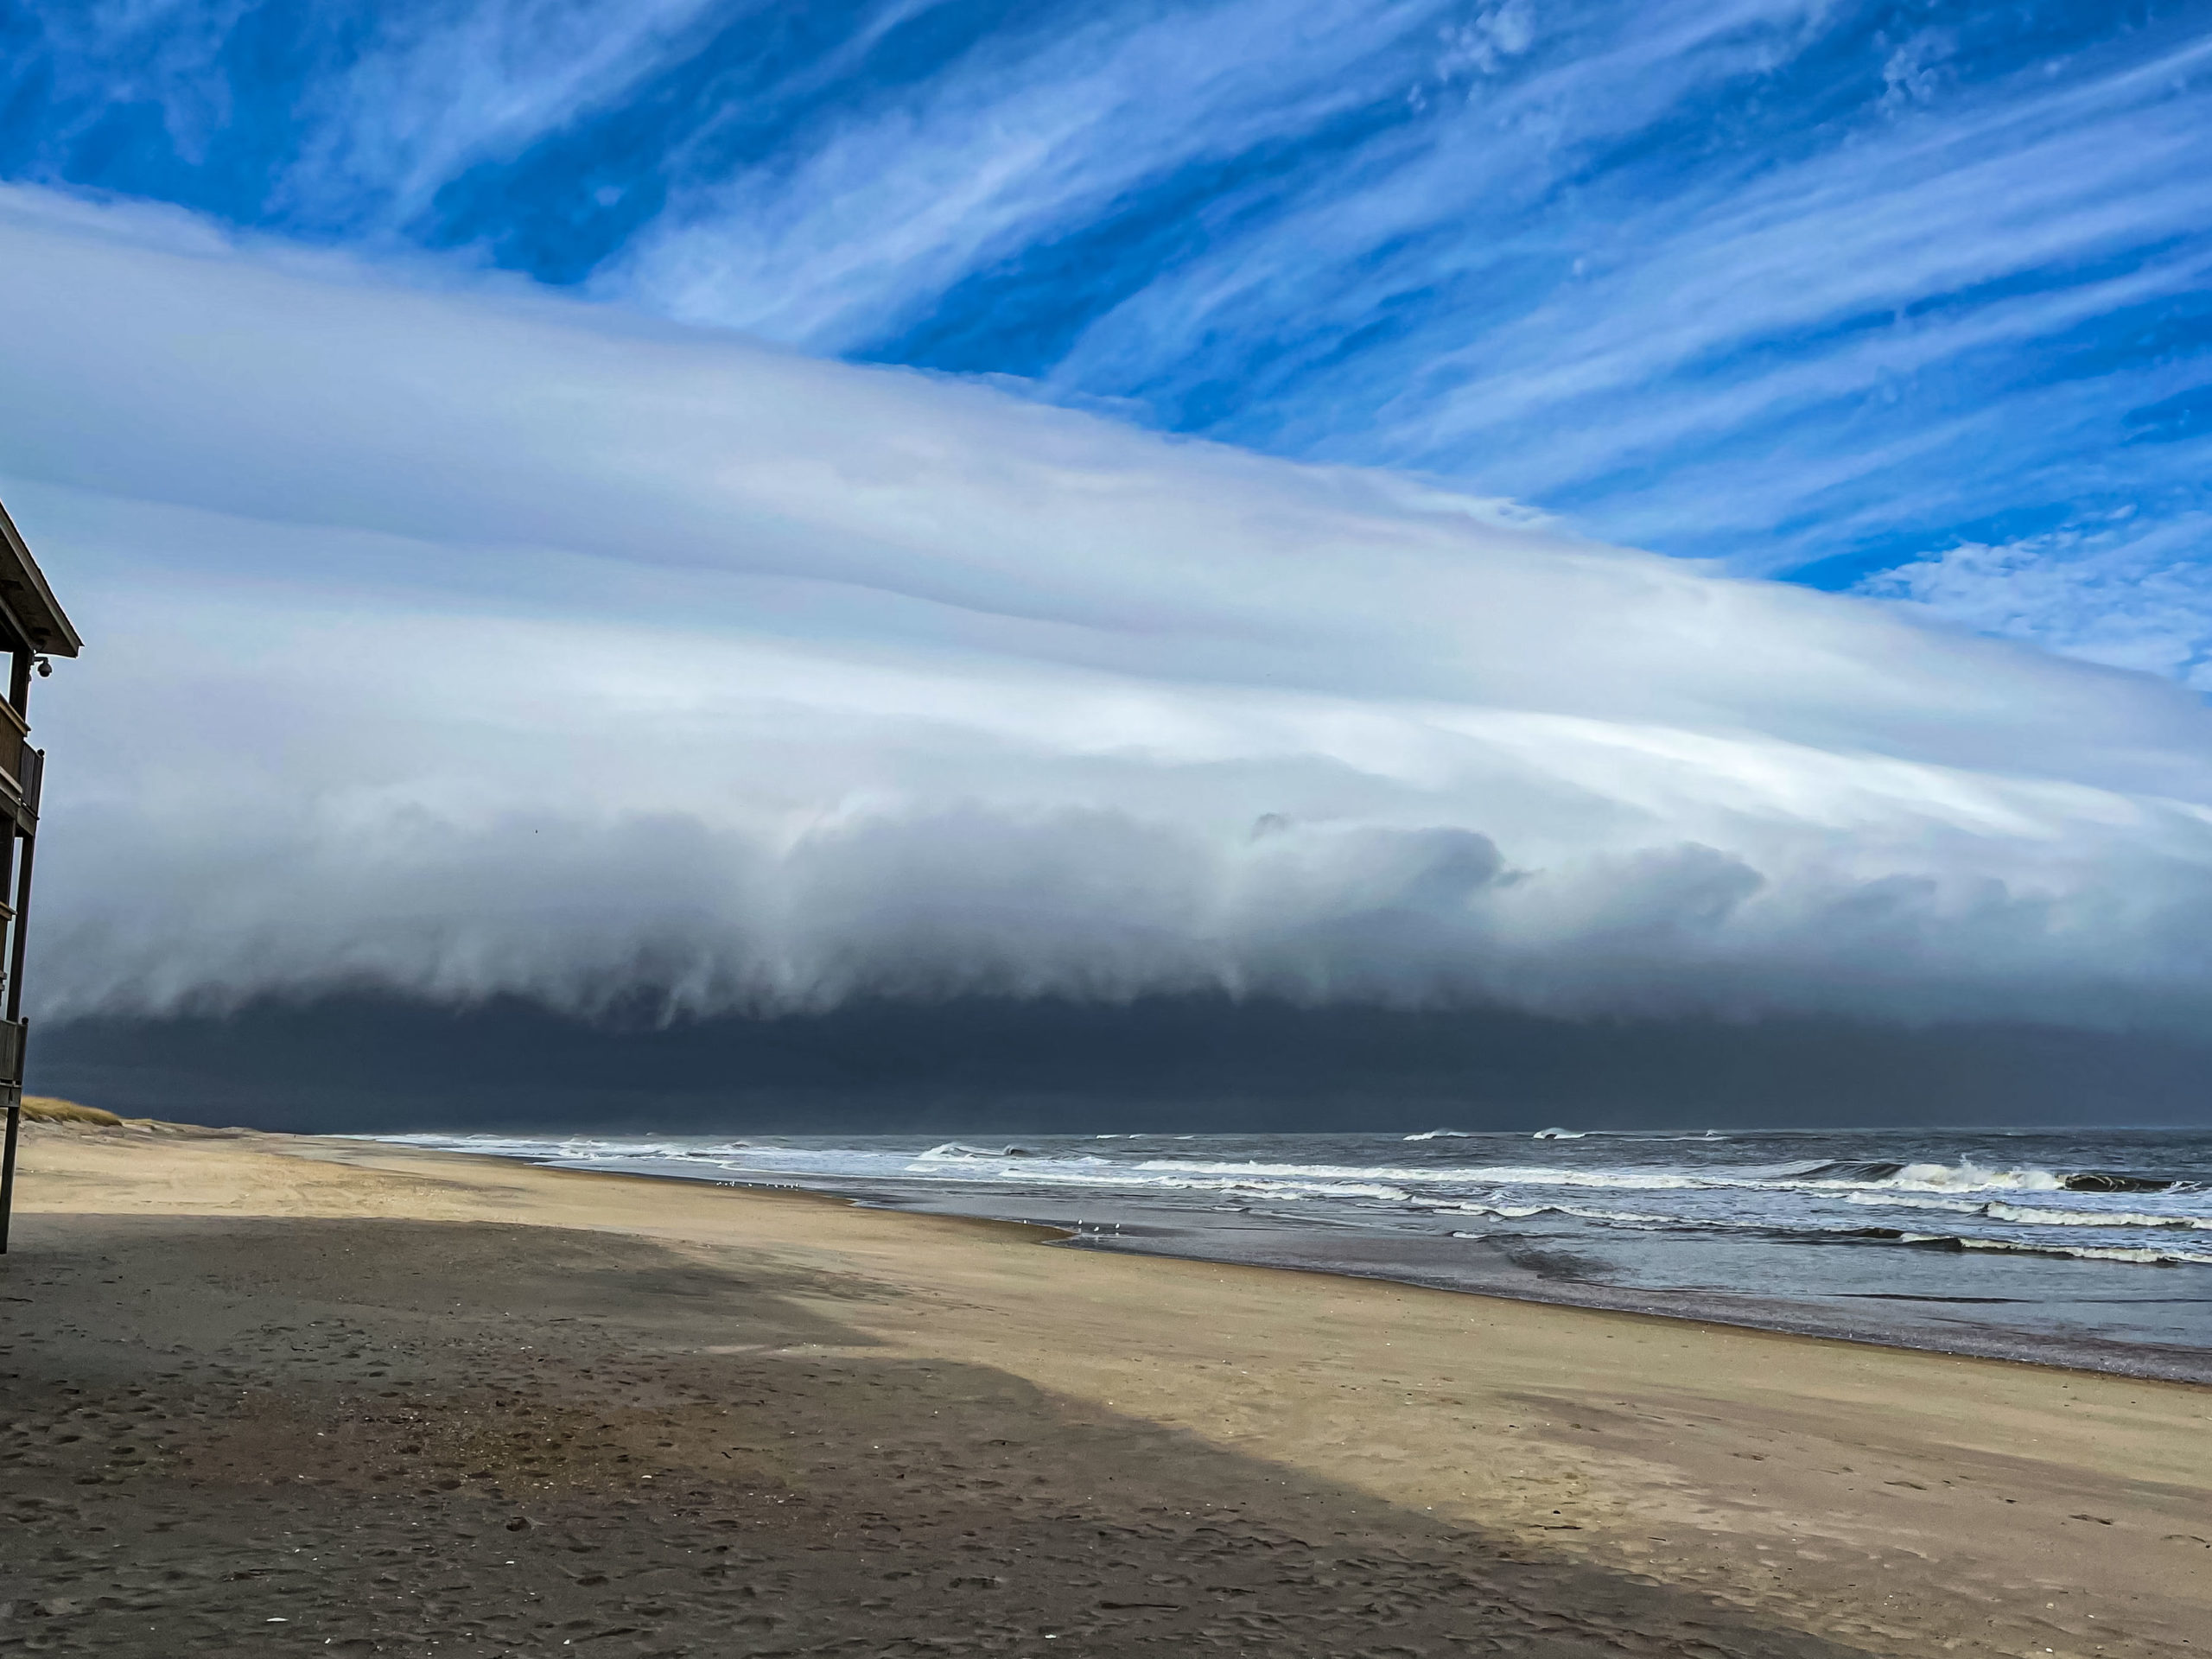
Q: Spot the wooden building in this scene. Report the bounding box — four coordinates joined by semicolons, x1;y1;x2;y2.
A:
0;496;82;1252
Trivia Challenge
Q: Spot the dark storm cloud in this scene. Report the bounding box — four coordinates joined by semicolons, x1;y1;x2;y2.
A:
37;992;2212;1135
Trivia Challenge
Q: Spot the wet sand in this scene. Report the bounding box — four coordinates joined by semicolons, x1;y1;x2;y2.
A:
690;1178;2212;1384
3;1121;2208;1656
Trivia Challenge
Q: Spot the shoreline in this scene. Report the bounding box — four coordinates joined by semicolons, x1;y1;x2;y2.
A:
7;1120;2210;1657
376;1144;2212;1387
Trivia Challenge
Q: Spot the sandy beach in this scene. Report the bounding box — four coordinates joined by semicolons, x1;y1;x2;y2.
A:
3;1119;2207;1657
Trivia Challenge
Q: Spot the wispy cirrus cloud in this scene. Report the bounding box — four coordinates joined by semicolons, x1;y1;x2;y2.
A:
1864;514;2212;689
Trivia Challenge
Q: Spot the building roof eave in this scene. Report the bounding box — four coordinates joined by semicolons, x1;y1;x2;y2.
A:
0;496;83;659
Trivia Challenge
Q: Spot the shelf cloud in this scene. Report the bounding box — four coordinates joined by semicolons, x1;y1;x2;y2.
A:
10;184;2212;1039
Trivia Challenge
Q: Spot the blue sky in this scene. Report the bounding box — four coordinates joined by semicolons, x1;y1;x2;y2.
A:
8;0;2212;681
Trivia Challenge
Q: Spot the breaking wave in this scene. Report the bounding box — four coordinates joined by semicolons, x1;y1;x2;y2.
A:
372;1129;2212;1280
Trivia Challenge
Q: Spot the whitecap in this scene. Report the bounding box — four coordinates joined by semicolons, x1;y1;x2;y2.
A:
1797;1160;2068;1194
1957;1237;2212;1267
913;1141;1038;1161
1982;1201;2211;1231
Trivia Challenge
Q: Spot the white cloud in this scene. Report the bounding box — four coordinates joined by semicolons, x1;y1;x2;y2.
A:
1861;516;2212;689
590;1;2212;583
20;0;2212;659
10;185;2212;1033
613;0;1426;346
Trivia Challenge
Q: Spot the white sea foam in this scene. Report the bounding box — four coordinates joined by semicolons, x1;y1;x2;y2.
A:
1847;1224;2212;1265
370;1133;2212;1276
1127;1158;1723;1190
1982;1201;2210;1230
1122;1155;2112;1198
897;1158;1416;1203
1847;1192;2209;1230
1869;1161;2068;1193
1444;1205;1858;1237
914;1141;1045;1161
1956;1237;2212;1267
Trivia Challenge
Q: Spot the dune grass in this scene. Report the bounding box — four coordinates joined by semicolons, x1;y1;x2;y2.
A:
18;1096;125;1128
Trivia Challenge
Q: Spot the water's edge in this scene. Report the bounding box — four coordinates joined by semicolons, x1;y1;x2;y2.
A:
1051;1210;2212;1385
398;1145;2212;1386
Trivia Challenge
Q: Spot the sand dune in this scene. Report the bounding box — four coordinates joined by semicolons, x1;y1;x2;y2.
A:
2;1119;2206;1656
16;1096;126;1127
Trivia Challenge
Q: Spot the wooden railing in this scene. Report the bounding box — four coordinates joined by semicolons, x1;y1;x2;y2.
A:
0;700;22;786
0;700;35;823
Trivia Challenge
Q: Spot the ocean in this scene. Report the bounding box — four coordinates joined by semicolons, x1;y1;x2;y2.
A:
377;1126;2212;1382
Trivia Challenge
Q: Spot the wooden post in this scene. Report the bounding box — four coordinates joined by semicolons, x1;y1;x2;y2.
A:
0;828;31;1255
0;645;25;1254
